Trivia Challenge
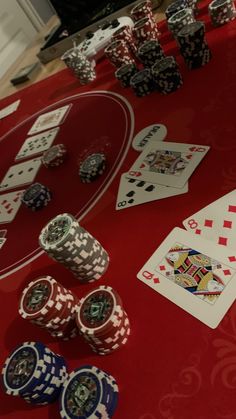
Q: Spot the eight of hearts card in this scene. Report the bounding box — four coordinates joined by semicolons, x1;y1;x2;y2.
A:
15;127;60;161
183;189;236;250
0;190;24;223
137;227;236;328
128;141;210;188
27;104;71;135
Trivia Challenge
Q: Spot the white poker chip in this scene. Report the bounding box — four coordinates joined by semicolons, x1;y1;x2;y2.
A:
132;124;167;151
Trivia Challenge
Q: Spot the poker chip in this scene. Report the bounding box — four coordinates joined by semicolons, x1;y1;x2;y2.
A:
137;39;165;68
60;365;118;418
79;153;106;183
165;0;187;20
152;56;183;94
208;0;236;26
115;63;138;87
1;341;67;405
132;16;160;47
76;285;130;355
39;213;109;282
131;0;156;24
130;68;155;97
112;25;137;56
168;8;195;38
19;276;79;340
105;39;135;68
21;182;51;211
42;143;67;168
177;22;212;69
61;48;96;84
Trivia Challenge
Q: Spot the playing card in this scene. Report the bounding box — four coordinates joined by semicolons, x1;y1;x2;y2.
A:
137;227;236;328
0;238;6;250
0;159;41;192
128;141;210;188
132;124;167;151
0;99;20;119
0;190;24;223
183;189;236;249
27;104;71;135
116;173;188;210
15;127;60;161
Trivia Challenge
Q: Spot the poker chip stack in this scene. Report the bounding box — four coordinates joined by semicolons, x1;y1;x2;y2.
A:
39;213;109;283
168;8;195;38
137;39;165;67
79;153;106;183
152;56;183;94
42;144;67;168
76;285;130;355
105;39;135;68
131;0;155;22
208;0;236;26
132;16;160;47
60;365;118;419
165;0;187;20
61;47;96;85
1;341;67;405
130;68;155;96
112;24;137;56
177;22;212;69
21;182;51;211
19;276;79;340
115;63;138;87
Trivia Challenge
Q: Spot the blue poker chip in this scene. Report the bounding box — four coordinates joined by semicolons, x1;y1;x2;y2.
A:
60;365;117;419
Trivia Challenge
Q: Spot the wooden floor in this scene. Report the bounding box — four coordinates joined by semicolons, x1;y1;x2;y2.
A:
0;6;168;101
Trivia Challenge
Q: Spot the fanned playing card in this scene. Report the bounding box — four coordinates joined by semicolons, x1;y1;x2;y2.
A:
15;127;60;161
0;99;20;119
116;173;188;210
183;189;236;249
0;159;41;192
0;190;24;223
28;104;71;135
128;141;210;188
137;227;236;328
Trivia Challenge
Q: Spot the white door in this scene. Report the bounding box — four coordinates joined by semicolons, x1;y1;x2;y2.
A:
0;0;37;78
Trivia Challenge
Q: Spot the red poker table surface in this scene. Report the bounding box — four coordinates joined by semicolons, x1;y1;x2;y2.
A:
1;1;236;417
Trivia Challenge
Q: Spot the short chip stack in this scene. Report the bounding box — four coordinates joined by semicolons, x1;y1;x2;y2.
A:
137;39;165;67
79;153;106;183
76;285;130;355
177;21;212;69
132;16;160;46
61;47;96;84
42;144;67;168
115;63;138;87
152;56;183;94
39;213;109;282
130;68;155;96
19;276;79;340
21;182;51;211
1;341;67;405
208;0;236;26
60;365;119;419
168;8;195;37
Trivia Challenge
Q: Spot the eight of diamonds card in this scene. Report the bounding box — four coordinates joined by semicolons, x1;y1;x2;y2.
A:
128;141;210;188
137;227;236;328
183;189;236;249
28;104;72;135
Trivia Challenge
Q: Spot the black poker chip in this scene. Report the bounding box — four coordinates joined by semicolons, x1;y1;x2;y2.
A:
130;69;155;97
79;153;106;183
151;56;183;94
137;39;165;68
115;63;138;87
209;0;236;26
21;183;51;211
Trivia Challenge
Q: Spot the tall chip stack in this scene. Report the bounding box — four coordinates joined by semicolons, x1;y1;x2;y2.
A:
168;8;195;38
105;39;135;68
61;47;96;85
39;213;109;282
1;342;68;405
208;0;236;26
137;39;165;68
165;0;188;20
19;276;79;340
76;285;130;355
177;21;212;69
59;365;119;419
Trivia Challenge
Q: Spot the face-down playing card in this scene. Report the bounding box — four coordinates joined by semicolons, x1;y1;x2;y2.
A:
116;173;188;210
137;227;236;328
183;189;236;250
128;141;210;188
0;158;41;192
0;190;24;223
15;127;60;161
27;104;71;135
